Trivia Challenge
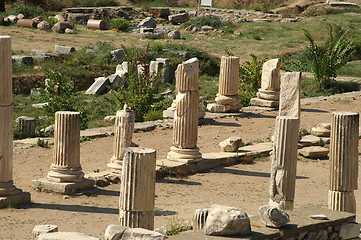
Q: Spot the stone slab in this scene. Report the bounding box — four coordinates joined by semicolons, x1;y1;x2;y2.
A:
250;98;279;108
38;232;99;240
0;191;31;208
168;207;355;240
85;77;110;95
32;178;95;194
299;146;329;158
298;135;330;148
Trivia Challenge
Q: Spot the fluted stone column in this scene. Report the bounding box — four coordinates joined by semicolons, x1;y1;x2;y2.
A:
270;116;299;210
32;111;94;194
328;112;359;214
108;105;135;175
0;36;30;208
207;56;242;113
167;58;202;163
119;147;156;230
250;58;280;108
279;72;301;120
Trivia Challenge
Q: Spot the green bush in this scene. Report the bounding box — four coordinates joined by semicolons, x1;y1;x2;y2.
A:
304;24;356;89
188;15;223;28
239;54;268;106
144;110;163;121
6;5;45;18
111;18;130;32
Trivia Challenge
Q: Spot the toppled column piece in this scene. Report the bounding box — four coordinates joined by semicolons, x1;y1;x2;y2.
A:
108;105;135;175
279;72;301;119
119;147;157;230
193;208;209;231
270;116;299;210
0;36;30;208
207;56;242;113
16;116;36;138
258;203;290;228
32;111;94;194
311;123;331;137
250;59;280;108
328;112;359;213
167;58;202;163
219;136;243;152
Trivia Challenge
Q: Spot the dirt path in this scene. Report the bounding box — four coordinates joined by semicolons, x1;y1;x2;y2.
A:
0;91;360;239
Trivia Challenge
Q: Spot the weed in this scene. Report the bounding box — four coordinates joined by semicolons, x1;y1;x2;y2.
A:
111;18;130;32
299;128;310;137
80;136;91;142
144;110;163;122
166;218;192;236
6;5;45;18
158;165;176;178
37;138;49;148
252;34;262;41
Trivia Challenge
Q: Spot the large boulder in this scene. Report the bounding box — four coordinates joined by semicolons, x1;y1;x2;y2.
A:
138;17;156;28
204;205;251;236
37;21;51;30
168;13;189;25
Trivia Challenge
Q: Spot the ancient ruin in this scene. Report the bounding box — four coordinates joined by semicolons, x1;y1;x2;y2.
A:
119;147;156;230
279;72;302;119
0;36;30;208
207;56;242;113
269;116;299;210
108;105;135;175
250;59;281;108
329;112;359;214
167;58;202;163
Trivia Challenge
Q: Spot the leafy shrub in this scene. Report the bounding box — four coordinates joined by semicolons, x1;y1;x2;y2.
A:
40;70;89;129
239;54;268;106
188;15;223;28
6;5;45;18
304;24;356;89
144;110;163;121
111;18;130;32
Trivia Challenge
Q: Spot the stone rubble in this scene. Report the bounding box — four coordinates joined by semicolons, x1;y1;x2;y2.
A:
258;203;290;228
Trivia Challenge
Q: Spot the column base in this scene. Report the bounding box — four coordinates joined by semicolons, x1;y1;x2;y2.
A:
328;190;356;214
250;97;279;108
257;89;280;100
32;178;95;194
47;166;85;183
207;103;242;113
0;191;31;208
107;157;122;175
167;146;202;163
119;209;154;230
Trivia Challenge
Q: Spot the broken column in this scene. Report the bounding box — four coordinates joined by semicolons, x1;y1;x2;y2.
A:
108;105;135;175
270;116;299;210
167;58;202;163
279;72;302;119
32;111;94;194
207;56;242;113
328;112;359;214
250;58;281;108
119;147;156;230
0;36;30;208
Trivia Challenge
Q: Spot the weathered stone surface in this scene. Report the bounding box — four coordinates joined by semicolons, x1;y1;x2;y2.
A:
206;102;242;113
37;21;50;30
149;7;170;18
298;146;329;158
168;30;181;39
204;205;251;236
64;28;74;34
104;225;129;240
193;208;209;231
111;49;124;61
258;204;290;228
219;136;243;152
121;228;164;240
87;19;106;30
279;72;301;119
270;116;299;210
7;15;18;23
16;116;36;138
298;134;330;148
12;55;33;64
329;112;359;213
38;232;99;240
116;61;128;74
218;56;240;96
54;45;75;55
338;222;361;239
167;58;202;163
32;178;94;194
52;22;73;33
32;225;58;240
250;97;279;108
138;17;156;28
120;147;156;230
109;73;125;90
215;94;240;105
168;13;189;25
311;123;331;137
85;77;110;95
17;19;37;28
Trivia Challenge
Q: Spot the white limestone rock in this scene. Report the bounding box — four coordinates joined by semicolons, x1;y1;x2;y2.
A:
219;136;243;152
138;17;156;28
121;228;164;240
204;205;251;236
38;232;99;240
311;123;331;137
104;225;129;240
32;225;58;240
258;204;290;228
168;30;181;39
299;146;329;159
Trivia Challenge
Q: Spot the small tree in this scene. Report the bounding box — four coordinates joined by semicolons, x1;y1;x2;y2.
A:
304;24;355;89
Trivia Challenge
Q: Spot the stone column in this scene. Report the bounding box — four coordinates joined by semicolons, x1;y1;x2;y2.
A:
269;116;299;210
167;58;202;163
250;58;280;108
119;147;156;230
207;56;242;113
108;104;135;175
0;36;30;208
279;72;302;120
32;111;94;194
328;112;359;214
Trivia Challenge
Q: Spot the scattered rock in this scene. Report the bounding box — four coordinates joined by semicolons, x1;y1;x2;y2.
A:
17;13;25;20
258;204;290;228
104;225;129;240
17;19;37;28
65;28;74;34
121;228;164;240
149;7;170;18
168;13;189;25
204;205;251;236
193;208;209;231
85;77;111;95
201;25;214;31
7;15;18;23
138;16;156;28
311;123;331;137
54;45;75;55
52;21;73;33
309;214;329;220
299;146;329;158
37;21;51;30
45;124;55;136
110;49;124;61
168;30;181;39
219;136;243;152
32;225;58;240
38;232;99;240
12;55;33;65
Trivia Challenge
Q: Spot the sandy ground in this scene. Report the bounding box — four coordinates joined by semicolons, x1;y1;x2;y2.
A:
0;91;360;239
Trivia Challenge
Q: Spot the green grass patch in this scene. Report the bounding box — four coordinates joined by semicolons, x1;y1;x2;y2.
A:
337;60;361;77
302;77;359;97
